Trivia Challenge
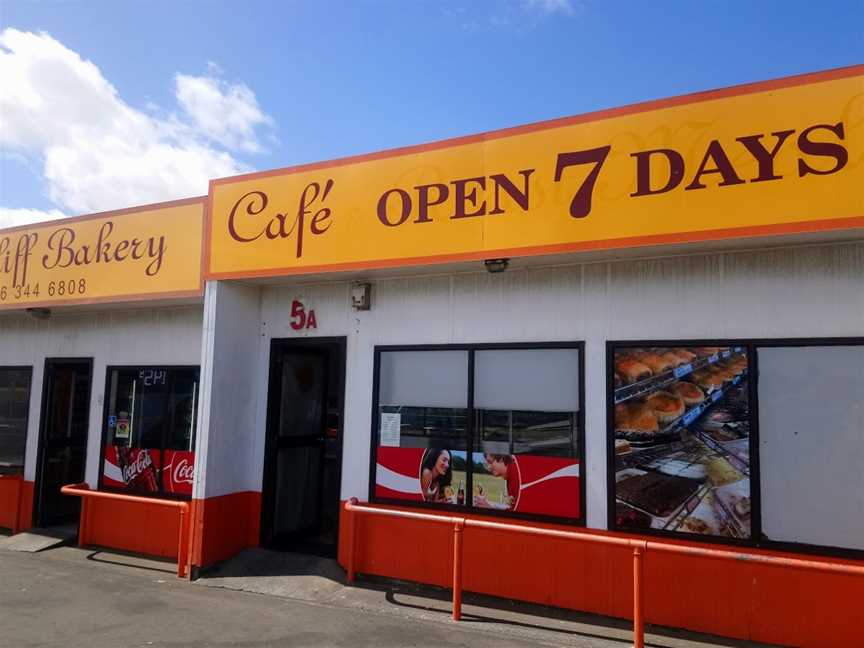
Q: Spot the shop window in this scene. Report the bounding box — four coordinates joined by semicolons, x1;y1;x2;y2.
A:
375;350;469;506
472;349;581;518
0;367;32;475
757;345;864;552
610;344;753;541
372;344;584;523
100;366;198;498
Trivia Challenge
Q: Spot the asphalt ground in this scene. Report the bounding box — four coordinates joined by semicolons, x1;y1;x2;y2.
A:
0;544;776;648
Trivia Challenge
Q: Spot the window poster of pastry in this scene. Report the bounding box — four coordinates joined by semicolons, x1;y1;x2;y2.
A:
612;345;752;539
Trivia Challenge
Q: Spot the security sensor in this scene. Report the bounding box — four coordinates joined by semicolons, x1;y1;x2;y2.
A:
351;283;372;310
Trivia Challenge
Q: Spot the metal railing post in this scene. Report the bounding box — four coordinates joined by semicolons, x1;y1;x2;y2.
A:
177;503;190;579
633;542;646;648
452;519;464;622
78;493;89;548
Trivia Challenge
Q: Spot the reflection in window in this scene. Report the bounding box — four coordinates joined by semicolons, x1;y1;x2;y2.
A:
477;410;576;456
0;368;32;475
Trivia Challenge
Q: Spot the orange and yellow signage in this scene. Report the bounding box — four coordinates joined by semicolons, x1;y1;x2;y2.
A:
0;198;204;310
206;66;863;280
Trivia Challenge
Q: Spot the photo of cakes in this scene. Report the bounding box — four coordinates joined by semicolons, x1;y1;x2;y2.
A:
612;345;752;540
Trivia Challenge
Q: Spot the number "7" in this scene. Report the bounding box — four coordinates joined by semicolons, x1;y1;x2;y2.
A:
554;145;611;218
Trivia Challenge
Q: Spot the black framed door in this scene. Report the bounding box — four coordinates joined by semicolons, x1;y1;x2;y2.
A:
261;338;345;557
34;359;92;528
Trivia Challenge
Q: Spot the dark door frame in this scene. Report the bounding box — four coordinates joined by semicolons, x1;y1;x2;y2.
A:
33;357;94;528
260;337;346;556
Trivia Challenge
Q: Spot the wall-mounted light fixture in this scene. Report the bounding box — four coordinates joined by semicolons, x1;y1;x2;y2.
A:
483;258;509;274
351;283;372;310
26;307;52;320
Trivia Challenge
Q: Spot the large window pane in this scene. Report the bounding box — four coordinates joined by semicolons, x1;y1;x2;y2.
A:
373;345;584;522
379;350;468;409
472;349;580;519
375;350;468;507
474;349;579;411
0;368;32;475
101;367;198;497
758;346;864;551
611;344;752;540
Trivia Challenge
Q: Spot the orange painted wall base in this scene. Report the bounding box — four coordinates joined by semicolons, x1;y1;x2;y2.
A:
337;501;863;648
83;496;182;558
0;478;34;533
190;491;261;568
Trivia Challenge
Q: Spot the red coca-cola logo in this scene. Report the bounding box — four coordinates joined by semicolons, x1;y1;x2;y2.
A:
122;449;153;484
171;458;194;484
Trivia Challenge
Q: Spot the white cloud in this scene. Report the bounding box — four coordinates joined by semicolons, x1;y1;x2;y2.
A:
521;0;576;15
176;73;273;153
0;28;274;224
0;207;66;228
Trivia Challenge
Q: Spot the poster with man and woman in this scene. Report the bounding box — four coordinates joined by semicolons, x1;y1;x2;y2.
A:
375;446;580;519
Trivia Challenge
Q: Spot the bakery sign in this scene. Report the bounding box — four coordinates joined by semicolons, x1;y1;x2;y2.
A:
206;67;863;280
0;198;204;310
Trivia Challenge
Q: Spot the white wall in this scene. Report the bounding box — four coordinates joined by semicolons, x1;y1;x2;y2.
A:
0;306;203;486
200;241;863;530
194;281;264;499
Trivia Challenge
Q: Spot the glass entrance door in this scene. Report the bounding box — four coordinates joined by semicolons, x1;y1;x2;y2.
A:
36;359;92;527
261;340;344;556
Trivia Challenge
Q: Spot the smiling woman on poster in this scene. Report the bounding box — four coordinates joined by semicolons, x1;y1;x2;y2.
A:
420;448;453;503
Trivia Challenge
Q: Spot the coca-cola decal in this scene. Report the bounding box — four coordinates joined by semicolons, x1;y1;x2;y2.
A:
103;446;195;495
162;450;195;495
122;448;154;483
103;445;160;492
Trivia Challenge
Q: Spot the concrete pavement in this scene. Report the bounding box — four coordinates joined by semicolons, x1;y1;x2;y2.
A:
0;545;777;648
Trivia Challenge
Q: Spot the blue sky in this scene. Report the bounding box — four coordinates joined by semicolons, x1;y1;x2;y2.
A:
1;0;862;226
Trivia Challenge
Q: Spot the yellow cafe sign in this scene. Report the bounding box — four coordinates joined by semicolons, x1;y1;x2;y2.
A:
206;66;863;280
0;197;204;310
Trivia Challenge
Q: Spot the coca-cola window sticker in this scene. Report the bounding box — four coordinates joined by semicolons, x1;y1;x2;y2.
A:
372;344;584;523
100;366;199;498
0;367;32;476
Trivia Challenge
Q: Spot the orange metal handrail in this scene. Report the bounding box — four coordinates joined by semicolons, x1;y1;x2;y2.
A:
0;474;24;535
344;498;864;648
61;483;191;579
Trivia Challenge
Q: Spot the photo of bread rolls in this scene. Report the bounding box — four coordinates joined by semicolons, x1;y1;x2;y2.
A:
645;391;686;423
615;356;652;383
615;401;659;433
673;349;697;363
632;351;673;374
691;370;723;389
669;381;705;406
660;351;686;368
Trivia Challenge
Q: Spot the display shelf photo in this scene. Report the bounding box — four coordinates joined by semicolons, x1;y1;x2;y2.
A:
615;368;748;446
612;344;752;541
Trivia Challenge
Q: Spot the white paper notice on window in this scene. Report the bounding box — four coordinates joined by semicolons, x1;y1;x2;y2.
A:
380;412;401;447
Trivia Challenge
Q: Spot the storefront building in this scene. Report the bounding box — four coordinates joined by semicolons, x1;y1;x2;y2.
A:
0;198;205;556
2;66;863;647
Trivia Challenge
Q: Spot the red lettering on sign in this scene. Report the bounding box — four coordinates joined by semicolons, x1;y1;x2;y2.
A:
290;299;317;330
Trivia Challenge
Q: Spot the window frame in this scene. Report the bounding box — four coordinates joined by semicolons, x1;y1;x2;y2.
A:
369;342;586;527
0;365;33;476
97;364;200;501
605;337;864;560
